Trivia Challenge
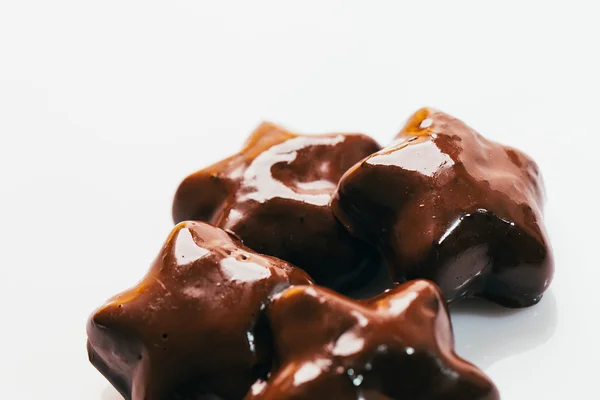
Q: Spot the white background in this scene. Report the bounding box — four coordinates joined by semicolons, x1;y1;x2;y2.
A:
0;1;597;399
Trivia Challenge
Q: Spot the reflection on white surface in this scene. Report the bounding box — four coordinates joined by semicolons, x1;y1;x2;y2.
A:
102;385;228;399
101;386;123;400
451;289;558;369
326;261;558;377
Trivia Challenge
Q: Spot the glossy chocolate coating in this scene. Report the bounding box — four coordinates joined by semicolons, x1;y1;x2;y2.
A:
172;122;382;291
246;281;499;400
332;108;553;308
86;221;313;400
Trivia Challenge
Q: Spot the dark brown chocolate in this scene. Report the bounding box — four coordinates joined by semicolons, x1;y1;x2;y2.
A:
332;108;553;308
246;281;499;399
86;221;313;400
172;122;382;291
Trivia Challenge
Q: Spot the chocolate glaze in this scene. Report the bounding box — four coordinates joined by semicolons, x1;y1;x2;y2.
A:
331;108;553;308
86;221;312;400
172;122;382;291
246;281;499;399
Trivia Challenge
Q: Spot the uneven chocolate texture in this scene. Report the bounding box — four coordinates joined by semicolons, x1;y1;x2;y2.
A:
246;281;499;400
86;221;313;400
332;108;553;307
172;122;382;291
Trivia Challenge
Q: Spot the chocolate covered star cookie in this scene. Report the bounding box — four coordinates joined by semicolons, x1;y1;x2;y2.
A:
246;281;499;399
86;221;312;400
173;122;381;291
332;108;553;307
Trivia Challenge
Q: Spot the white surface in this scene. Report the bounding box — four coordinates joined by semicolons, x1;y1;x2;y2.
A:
0;1;597;399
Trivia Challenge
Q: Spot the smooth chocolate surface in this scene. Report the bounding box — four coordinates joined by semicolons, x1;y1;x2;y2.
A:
246;281;499;400
332;108;553;307
86;221;313;400
172;122;382;291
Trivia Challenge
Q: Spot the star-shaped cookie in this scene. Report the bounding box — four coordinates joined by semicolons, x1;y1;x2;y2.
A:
172;122;381;291
86;221;313;400
246;281;499;399
332;108;553;307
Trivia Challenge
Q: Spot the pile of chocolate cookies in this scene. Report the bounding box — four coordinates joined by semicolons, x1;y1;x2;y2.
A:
87;108;553;399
